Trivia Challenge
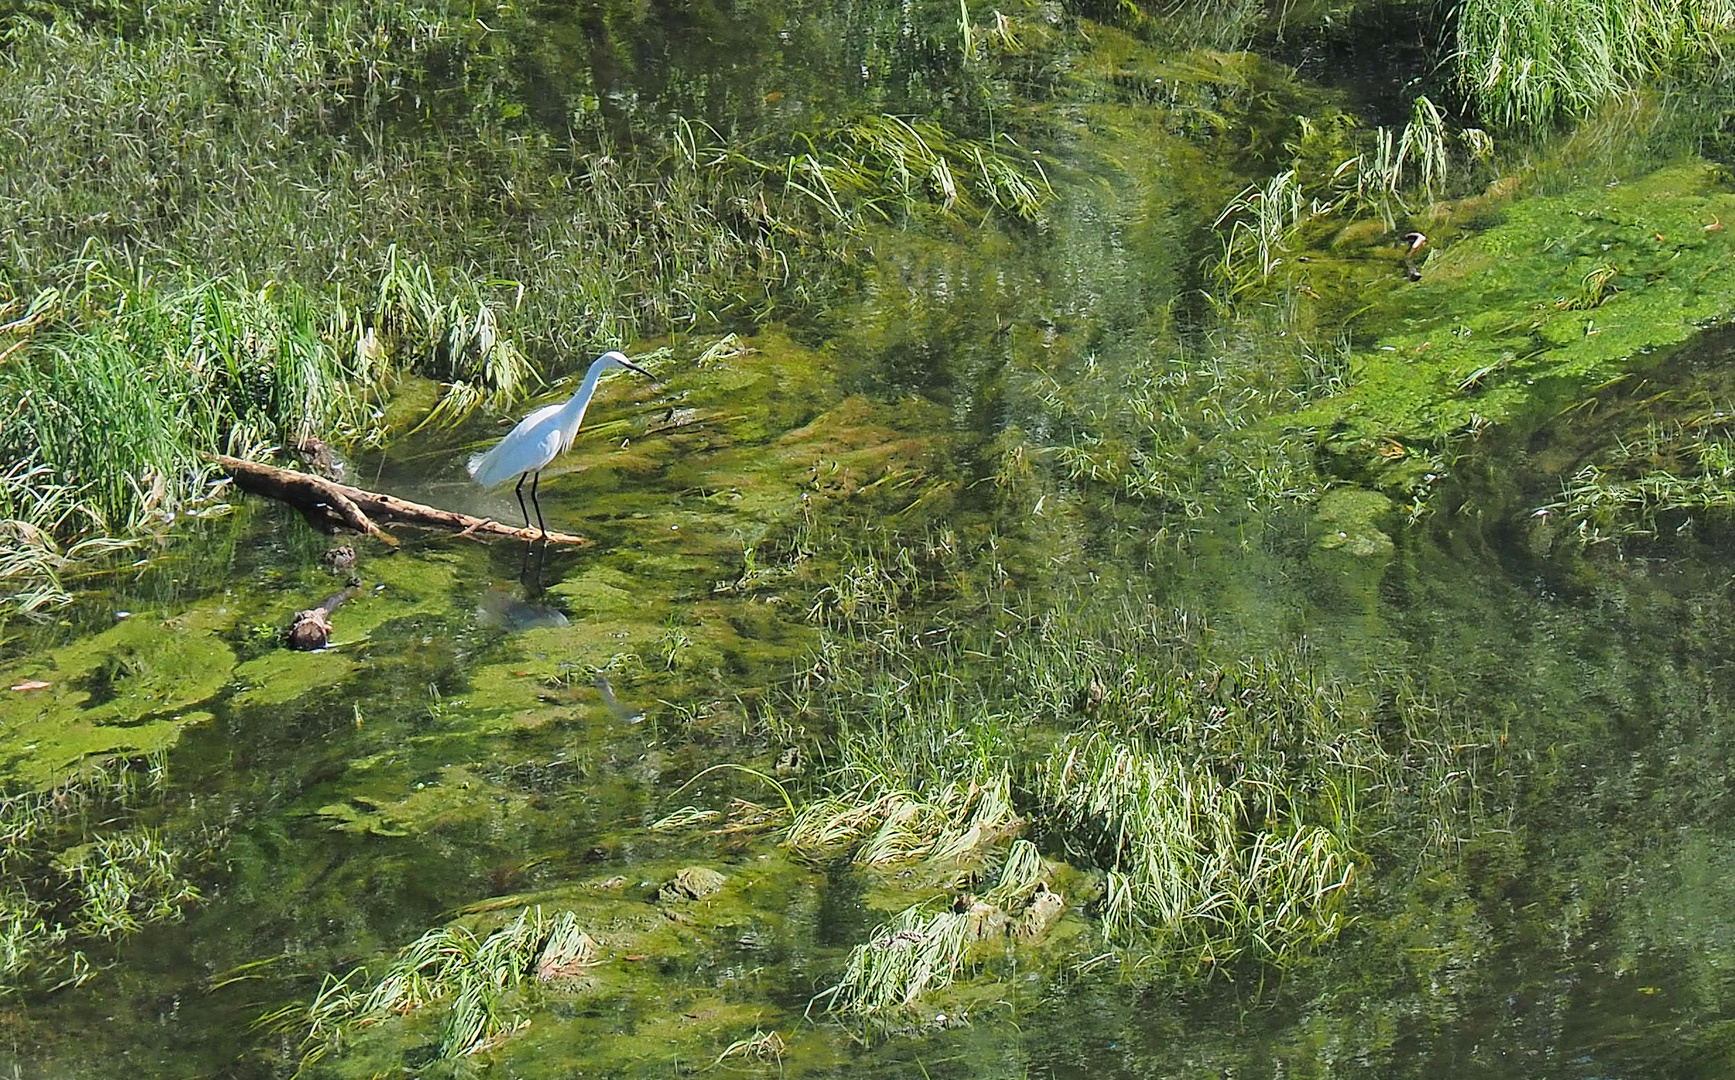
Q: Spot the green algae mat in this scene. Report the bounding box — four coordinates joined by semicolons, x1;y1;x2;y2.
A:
1295;162;1735;497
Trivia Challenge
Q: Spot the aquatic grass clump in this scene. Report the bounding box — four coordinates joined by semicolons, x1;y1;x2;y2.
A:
692;112;1053;227
1545;414;1735;544
789;773;1018;866
815;115;1053;223
0;753;199;996
1038;731;1354;957
1213;96;1494;299
818;903;976;1014
1455;0;1735;130
789;581;1503;1009
365;246;535;428
817;839;1051;1015
273;907;595;1067
0;268;382;539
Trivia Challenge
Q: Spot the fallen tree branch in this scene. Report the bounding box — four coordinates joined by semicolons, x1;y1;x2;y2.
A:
206;453;590;547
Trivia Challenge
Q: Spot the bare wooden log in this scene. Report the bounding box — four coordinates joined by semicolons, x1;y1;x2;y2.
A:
206;453;590;547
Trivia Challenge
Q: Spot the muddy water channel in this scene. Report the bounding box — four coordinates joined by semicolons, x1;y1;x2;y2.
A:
8;5;1735;1078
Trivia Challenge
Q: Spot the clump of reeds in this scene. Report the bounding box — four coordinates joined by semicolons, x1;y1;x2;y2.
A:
1455;0;1735;130
1212;95;1494;299
0;753;199;995
817;839;1052;1014
0;267;378;537
0;252;547;615
270;907;596;1067
778;115;1053;224
1038;731;1353;956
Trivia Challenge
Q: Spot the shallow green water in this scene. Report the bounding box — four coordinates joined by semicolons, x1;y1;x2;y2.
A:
7;3;1735;1078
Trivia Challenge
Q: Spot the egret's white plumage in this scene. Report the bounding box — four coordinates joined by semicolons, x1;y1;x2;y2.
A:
466;350;652;533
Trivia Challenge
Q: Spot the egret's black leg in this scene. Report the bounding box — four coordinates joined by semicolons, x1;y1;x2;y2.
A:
514;473;531;531
518;535;535;582
529;471;547;539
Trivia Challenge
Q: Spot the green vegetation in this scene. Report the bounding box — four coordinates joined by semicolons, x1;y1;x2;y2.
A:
0;754;203;995
1456;0;1735;130
266;906;593;1067
818;838;1054;1014
9;0;1735;1075
1547;412;1735;543
784;541;1501;1010
0;0;1055;616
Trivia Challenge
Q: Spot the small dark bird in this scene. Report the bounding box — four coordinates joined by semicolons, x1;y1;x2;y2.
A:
1401;231;1427;281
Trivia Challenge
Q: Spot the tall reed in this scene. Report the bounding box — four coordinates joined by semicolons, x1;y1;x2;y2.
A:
1455;0;1735;130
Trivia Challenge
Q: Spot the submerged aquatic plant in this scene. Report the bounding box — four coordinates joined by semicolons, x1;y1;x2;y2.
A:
1040;324;1330;519
1038;731;1354;955
819;903;977;1014
1546;414;1735;543
0;753;197;996
789;573;1503;1010
272;906;595;1067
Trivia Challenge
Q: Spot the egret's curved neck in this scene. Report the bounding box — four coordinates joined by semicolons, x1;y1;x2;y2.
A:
556;356;614;439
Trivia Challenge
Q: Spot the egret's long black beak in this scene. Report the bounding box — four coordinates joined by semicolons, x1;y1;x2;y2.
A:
620;359;655;379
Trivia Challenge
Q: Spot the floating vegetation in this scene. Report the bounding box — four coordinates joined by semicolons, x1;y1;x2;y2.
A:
269;907;596;1068
0;753;202;995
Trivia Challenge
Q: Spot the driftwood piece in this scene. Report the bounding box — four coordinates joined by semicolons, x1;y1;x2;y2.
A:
285;588;354;650
207;453;589;547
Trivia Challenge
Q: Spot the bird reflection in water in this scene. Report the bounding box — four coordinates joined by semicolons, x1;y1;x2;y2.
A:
475;587;569;631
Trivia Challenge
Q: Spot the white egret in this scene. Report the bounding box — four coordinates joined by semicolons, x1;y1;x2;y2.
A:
467;350;653;536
